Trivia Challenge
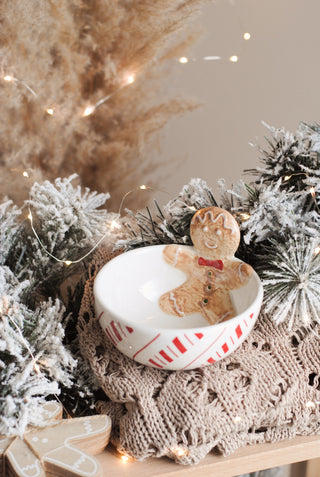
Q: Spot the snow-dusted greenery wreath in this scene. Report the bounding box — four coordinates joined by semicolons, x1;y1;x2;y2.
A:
1;122;320;436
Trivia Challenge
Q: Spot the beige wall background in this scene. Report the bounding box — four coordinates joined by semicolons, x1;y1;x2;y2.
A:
156;0;320;201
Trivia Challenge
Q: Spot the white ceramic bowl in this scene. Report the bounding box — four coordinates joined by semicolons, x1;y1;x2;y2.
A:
94;245;263;371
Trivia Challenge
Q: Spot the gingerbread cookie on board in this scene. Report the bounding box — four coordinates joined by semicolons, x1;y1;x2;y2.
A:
159;206;253;325
0;402;111;477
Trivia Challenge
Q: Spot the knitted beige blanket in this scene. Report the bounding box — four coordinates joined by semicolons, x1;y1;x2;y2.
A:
77;248;320;465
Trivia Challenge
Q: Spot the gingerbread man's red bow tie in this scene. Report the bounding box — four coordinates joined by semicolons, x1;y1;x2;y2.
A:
198;257;224;270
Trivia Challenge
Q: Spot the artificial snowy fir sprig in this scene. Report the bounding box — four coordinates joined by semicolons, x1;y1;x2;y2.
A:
239;181;318;245
301;163;320;210
5;174;116;302
160;177;218;241
0;266;29;303
120;178;218;249
0;294;76;436
0;200;21;265
0;174;121;435
248;121;320;190
27;174;110;248
257;232;320;330
217;179;248;214
217;178;318;246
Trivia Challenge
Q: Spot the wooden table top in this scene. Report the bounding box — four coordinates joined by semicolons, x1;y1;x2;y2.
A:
97;434;320;477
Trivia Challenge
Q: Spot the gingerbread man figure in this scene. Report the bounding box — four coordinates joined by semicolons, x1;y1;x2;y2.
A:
159;206;253;325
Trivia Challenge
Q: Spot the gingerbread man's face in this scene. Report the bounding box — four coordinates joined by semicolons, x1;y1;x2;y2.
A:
190;207;240;259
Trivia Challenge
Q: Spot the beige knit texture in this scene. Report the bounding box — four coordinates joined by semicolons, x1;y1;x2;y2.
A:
77;248;320;465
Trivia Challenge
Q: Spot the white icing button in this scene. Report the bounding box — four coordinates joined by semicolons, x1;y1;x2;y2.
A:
42;438;48;443
32;437;39;442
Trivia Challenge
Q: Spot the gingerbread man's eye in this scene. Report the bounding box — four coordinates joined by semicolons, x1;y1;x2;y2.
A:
203;298;208;305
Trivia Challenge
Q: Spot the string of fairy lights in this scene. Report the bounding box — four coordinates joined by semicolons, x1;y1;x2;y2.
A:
1;48;195;462
27;184;152;267
178;30;252;65
0;26;252;120
4;167;320;465
2;23;320;463
1;70;136;118
0;25;265;273
15;168;320;268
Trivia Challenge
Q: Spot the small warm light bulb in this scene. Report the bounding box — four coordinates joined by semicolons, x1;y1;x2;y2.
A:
120;455;130;463
126;74;135;85
64;260;72;266
283;175;292;182
310;186;316;197
172;447;188;457
110;220;121;231
306;401;316;409
46;108;54;115
243;32;251;40
229;55;238;63
179;56;189;64
314;246;320;255
3;75;14;82
234;416;242;423
139;184;147;190
33;363;40;374
240;213;251;221
28;212;32;221
188;205;197;211
38;359;49;367
22;171;29;178
82;105;95;117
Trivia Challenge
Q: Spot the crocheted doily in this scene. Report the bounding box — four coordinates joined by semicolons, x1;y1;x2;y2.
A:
77;248;320;465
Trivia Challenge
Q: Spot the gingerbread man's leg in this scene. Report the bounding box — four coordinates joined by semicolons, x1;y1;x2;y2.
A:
159;282;201;317
200;288;236;325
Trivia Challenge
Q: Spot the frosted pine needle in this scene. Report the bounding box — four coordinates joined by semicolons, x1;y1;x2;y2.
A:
0;200;21;265
121;178;218;249
240;181;317;245
247;121;320;188
258;234;320;329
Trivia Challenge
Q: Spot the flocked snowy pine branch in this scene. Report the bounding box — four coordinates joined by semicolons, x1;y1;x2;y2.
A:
0;174;121;435
120;178;218;250
248;122;320;190
218;176;319;248
239;181;319;245
218;179;248;214
121;141;320;333
0;276;76;436
5;174;117;304
0;200;21;266
257;232;320;329
1;119;320;436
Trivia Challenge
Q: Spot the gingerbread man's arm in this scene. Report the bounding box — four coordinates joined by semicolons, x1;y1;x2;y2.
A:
162;245;195;272
218;260;253;290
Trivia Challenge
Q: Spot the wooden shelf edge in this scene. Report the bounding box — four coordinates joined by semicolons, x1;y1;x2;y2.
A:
97;434;320;477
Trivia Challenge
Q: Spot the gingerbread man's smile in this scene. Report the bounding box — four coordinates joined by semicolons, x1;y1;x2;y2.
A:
204;240;218;249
